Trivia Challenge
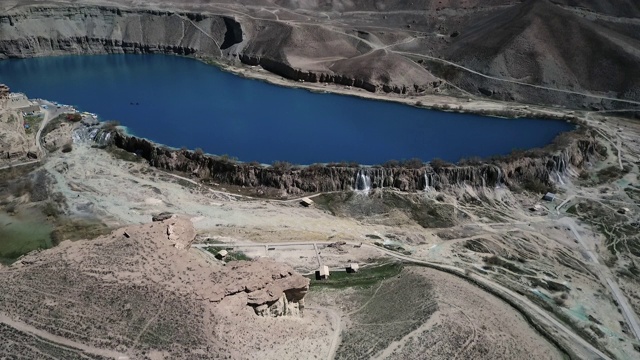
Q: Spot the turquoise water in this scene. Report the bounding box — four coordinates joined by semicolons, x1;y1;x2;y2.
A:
0;54;574;164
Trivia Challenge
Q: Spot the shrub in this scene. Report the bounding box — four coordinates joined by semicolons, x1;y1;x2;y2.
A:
458;157;484;166
430;158;452;170
401;158;424;169
382;159;400;168
66;113;82;122
307;163;325;171
103;121;120;132
61;143;73;153
553;295;566;306
42;202;60;218
218;154;237;163
272;161;293;172
522;177;554;194
194;148;204;156
6;203;17;214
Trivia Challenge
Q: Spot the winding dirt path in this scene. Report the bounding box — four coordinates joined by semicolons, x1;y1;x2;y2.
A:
0;312;129;359
395;51;640;107
306;306;341;360
193;240;609;359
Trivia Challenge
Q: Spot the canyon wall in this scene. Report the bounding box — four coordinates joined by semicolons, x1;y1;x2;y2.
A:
111;129;599;196
0;5;439;95
1;2;639;110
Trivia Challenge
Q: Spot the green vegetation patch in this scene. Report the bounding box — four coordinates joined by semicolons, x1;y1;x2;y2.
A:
0;212;52;264
50;218;112;245
567;200;640;257
23;115;43;134
594;165;630;185
314;191;456;228
206;246;251;262
624;187;640;202
40;114;68;139
483;255;536;276
333;268;437;359
309;262;403;289
374;242;412;255
106;146;144;163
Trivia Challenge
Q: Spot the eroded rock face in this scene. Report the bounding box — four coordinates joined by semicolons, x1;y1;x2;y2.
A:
208;258;309;317
0;5;439;95
111;129;600;196
0;216;317;358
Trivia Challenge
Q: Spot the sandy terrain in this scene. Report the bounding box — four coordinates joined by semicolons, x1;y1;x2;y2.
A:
310;266;564;359
0;216;333;359
0;108;635;358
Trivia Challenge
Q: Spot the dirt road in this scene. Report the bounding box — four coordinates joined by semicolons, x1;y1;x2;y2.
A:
0;312;129;359
193;241;611;359
559;217;640;341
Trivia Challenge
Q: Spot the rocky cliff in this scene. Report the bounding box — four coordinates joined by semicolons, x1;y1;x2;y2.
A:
0;5;439;95
209;258;310;317
111;128;600;196
2;1;639;109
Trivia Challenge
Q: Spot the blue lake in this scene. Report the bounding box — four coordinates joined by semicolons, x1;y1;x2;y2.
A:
0;54;574;164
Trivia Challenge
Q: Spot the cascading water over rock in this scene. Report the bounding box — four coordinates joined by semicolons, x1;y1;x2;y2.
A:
355;169;372;191
110;129;600;196
72;125;115;146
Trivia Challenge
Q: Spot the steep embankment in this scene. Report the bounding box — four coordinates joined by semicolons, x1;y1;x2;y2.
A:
0;5;439;94
1;1;639;108
443;0;640;107
111;129;600;196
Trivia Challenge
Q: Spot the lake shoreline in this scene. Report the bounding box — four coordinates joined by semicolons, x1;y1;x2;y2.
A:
197;55;582;125
1;54;576;165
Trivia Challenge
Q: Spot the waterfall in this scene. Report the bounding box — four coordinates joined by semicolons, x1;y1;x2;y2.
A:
424;172;432;191
72;125;114;146
495;166;504;187
552;150;569;185
354;169;371;191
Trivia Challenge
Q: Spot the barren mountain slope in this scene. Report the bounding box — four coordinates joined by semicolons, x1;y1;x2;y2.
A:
550;0;640;17
1;0;639;107
0;217;331;360
445;0;640;99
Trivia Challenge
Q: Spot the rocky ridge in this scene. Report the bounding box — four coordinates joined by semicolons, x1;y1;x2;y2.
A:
0;5;438;95
1;1;639;110
11;215;310;317
111;128;600;196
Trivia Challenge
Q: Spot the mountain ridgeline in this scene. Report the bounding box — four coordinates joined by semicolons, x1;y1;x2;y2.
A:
0;1;639;110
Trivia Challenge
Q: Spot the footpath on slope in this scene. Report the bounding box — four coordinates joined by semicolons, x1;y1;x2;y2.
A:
193;241;611;360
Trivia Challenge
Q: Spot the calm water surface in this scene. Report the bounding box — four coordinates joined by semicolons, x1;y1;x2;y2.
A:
0;54;574;164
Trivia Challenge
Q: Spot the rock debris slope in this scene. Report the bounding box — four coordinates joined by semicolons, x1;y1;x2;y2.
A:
0;216;323;359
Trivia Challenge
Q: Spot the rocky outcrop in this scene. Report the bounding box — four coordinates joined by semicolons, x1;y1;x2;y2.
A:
165;216;195;250
110;128;600;196
208;258;310;317
0;84;9;98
